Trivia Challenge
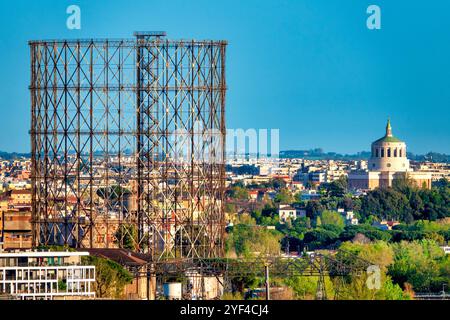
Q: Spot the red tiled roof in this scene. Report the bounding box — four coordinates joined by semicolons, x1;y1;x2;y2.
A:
11;190;31;195
80;248;148;267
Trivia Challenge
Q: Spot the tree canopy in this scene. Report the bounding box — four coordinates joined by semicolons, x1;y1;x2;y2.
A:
82;255;133;298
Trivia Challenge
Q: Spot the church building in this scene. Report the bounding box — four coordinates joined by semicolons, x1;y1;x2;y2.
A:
348;119;432;190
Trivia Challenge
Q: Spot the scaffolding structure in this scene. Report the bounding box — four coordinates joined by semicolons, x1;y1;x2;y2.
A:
147;250;374;300
30;33;227;261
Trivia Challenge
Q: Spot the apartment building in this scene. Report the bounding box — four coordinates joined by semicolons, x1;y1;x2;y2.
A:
0;250;96;300
0;209;32;249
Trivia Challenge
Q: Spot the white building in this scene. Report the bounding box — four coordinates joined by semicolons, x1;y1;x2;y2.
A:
278;204;297;223
440;246;450;254
290;181;305;192
337;208;359;225
0;250;95;300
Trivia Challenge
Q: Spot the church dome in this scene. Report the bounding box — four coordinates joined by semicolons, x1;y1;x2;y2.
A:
372;119;404;144
368;119;410;172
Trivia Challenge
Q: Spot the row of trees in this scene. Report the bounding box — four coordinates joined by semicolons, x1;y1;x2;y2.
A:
300;178;450;224
359;178;450;222
279;215;450;251
340;239;450;295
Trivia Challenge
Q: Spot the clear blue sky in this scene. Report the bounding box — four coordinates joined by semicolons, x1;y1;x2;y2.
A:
0;0;449;154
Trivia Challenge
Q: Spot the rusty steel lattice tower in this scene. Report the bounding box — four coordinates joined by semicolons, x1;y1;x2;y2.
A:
30;32;227;260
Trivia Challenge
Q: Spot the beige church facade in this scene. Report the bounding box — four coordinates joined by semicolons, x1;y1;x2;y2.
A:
348;120;432;190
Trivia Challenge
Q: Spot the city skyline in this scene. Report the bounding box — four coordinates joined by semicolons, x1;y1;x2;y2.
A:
1;0;450;154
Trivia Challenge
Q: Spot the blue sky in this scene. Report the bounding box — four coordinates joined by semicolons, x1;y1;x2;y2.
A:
0;0;449;154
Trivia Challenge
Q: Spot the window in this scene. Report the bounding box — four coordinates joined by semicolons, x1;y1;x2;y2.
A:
394;149;397;157
387;148;391;157
387;163;391;167
399;149;402;157
375;148;379;157
381;148;385;157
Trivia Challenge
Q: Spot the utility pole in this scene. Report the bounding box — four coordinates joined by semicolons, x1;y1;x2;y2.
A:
285;236;290;255
264;264;270;300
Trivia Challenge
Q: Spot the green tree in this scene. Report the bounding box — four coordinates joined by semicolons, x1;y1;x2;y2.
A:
360;188;410;222
271;178;287;190
315;216;322;227
321;210;345;231
284;276;334;300
115;223;138;250
303;228;339;249
359;180;450;223
306;200;324;218
58;280;67;291
82;255;133;298
229;186;249;200
336;241;409;300
225;216;282;257
388;240;449;292
325;176;348;198
225;203;236;213
340;224;392;242
96;185;130;201
274;188;294;204
221;292;244;300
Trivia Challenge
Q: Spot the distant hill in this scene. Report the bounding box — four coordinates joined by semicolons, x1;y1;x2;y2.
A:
280;149;450;163
0;151;31;160
1;149;449;163
280;149;371;160
407;152;450;163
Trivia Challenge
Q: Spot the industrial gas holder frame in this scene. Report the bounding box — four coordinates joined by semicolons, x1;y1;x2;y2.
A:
29;32;227;261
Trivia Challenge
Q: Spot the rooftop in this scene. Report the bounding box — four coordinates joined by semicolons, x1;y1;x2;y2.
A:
0;251;89;258
80;248;149;267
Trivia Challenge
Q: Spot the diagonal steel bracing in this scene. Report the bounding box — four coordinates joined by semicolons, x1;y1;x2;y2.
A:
30;33;227;261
